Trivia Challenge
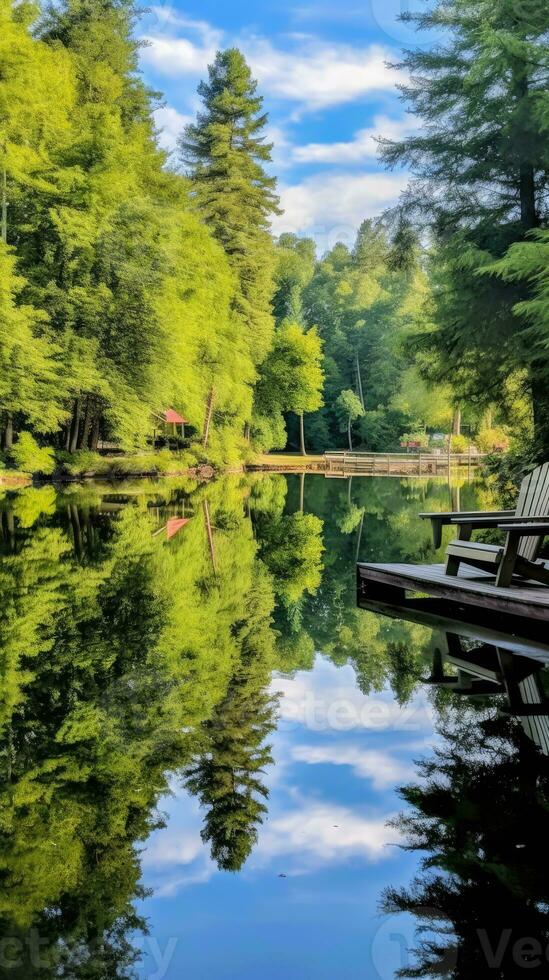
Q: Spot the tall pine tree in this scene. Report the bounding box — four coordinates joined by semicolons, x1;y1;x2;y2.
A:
179;49;280;372
381;0;549;457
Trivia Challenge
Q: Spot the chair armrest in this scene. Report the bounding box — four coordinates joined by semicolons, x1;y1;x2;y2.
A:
451;515;519;528
499;522;549;535
452;514;549;530
420;510;513;521
420;510;513;548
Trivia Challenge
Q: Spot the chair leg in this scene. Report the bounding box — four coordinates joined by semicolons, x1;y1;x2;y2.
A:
495;535;520;588
446;556;461;576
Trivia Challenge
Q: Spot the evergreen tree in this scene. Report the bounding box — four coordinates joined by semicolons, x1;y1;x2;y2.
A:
381;0;549;457
0;245;63;448
179;49;280;370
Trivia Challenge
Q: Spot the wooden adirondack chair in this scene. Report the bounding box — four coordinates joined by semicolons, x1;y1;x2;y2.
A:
420;463;549;588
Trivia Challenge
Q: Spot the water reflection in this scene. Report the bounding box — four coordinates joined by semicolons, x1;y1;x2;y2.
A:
2;473;545;977
362;592;549;977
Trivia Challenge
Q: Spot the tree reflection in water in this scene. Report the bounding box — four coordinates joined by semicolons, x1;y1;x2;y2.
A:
0;473;498;976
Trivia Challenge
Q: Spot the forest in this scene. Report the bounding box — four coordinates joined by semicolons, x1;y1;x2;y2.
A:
0;0;548;476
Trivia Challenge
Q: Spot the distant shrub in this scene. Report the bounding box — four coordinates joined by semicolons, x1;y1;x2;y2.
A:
59;450;104;476
10;433;55;475
475;427;510;454
450;434;469;453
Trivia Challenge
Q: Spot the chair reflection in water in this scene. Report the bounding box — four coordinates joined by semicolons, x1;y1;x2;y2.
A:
425;633;549;756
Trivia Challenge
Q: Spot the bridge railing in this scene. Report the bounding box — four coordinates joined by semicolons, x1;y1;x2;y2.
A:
324;450;486;476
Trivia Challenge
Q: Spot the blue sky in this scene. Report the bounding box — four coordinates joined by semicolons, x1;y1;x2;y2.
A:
137;0;442;251
135;655;439;979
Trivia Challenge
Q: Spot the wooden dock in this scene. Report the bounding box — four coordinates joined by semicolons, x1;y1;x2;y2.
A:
357;561;549;622
326;450;485;477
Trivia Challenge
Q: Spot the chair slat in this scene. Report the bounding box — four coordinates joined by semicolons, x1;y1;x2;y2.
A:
514;464;549;561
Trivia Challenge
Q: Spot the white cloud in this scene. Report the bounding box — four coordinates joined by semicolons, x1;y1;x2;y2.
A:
140;16;403;113
272;170;409;249
291;743;412;789
273;657;434;733
141;792;216;896
154;105;193;152
244;38;404;111
263;123;294;171
255;799;400;868
292;114;416;165
141;34;215;76
141;11;221;77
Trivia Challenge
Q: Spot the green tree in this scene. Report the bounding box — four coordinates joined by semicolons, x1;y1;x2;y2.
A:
180;49;280;376
335;389;365;450
255;321;324;454
272;233;316;324
0;245;63;448
381;0;549;457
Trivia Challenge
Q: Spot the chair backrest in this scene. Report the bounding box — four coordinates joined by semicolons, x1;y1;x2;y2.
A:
514;463;549;560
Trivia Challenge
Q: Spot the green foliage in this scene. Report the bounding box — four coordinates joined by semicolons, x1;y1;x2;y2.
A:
10;432;55;475
450;434;469;453
0;4;289;464
381;0;549;460
254;321;324;450
291;219;449;453
335;389;365;428
475;428;510;454
180;48;279;372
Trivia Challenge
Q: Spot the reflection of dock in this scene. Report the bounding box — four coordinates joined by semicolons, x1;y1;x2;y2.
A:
357;561;549;622
357;592;549;756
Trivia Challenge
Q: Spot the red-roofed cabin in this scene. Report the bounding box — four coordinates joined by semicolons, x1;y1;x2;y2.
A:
163;409;187;426
153;409;189;446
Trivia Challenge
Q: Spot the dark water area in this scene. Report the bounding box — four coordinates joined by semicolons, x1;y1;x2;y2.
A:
1;473;549;978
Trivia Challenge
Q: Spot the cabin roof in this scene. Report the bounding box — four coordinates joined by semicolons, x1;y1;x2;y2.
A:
163;409;188;425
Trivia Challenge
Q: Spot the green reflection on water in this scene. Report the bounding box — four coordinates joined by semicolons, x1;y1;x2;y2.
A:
0;473;485;975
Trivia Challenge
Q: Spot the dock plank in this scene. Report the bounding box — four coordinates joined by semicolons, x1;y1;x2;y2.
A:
357;561;549;621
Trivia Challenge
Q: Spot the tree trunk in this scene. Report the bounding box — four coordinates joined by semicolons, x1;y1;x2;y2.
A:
1;167;7;246
299;472;305;513
69;504;83;559
203;387;215;449
78;397;93;450
348;414;353;450
203;499;217;573
514;72;538;230
531;375;549;461
452;407;461;436
299;412;307;456
520;162;537;229
355;353;365;409
244;422;250;442
68;398;81;454
3;412;13;450
90;416;100;452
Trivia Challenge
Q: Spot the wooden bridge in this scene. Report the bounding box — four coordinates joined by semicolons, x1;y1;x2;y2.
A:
325;450;485;477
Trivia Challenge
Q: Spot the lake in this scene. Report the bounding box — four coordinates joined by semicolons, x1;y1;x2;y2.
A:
1;473;548;978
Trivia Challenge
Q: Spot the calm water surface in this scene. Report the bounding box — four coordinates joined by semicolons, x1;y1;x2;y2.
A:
1;474;548;979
